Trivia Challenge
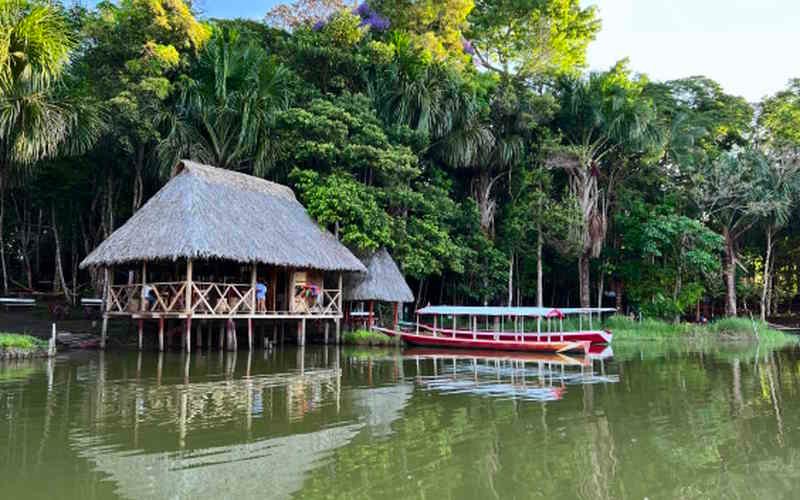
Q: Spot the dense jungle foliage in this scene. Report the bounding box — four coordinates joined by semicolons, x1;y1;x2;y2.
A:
3;0;800;321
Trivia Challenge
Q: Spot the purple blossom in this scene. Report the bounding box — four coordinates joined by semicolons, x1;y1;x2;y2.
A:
354;2;371;17
312;19;326;31
363;13;390;31
462;39;475;55
352;2;390;31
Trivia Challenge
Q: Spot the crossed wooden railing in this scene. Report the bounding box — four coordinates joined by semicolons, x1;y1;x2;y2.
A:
108;282;341;316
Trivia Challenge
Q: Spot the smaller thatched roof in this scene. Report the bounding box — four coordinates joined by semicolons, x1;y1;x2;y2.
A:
80;160;365;271
343;248;414;303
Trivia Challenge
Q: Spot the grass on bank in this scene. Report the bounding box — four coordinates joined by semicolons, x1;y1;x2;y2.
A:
606;315;796;347
342;329;400;346
0;333;48;350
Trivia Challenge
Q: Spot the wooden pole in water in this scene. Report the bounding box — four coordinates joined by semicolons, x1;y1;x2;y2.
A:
335;318;341;344
393;302;399;330
247;317;253;351
196;320;203;349
138;319;144;351
185;317;192;354
297;319;306;346
101;266;111;349
324;321;330;344
158;316;164;352
219;320;225;351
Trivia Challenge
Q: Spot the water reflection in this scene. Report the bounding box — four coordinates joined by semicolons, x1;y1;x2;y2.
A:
406;348;619;401
2;343;800;499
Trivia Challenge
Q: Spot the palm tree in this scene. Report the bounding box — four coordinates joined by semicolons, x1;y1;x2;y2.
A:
548;68;663;307
158;27;293;175
0;0;78;293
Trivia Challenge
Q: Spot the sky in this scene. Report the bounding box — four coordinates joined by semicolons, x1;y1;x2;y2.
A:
82;0;800;102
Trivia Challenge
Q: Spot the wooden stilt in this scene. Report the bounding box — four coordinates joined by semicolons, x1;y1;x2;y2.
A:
206;322;212;350
335;319;341;344
368;300;374;330
196;320;202;349
101;266;111;349
273;322;278;345
138;319;144;351
393;302;399;330
247;317;253;351
185;317;192;353
219;321;225;351
158;316;164;352
298;319;306;346
324;322;330;345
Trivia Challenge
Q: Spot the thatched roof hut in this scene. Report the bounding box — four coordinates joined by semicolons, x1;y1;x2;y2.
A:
80;160;365;272
343;248;414;303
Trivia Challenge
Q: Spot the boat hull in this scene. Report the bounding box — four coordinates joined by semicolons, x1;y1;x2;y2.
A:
378;328;591;355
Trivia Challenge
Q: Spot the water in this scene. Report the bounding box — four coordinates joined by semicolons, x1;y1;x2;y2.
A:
1;342;799;499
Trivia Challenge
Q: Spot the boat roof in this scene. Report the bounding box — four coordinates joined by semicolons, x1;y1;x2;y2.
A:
415;305;616;318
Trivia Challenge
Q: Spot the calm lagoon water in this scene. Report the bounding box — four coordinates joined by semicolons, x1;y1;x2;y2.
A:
1;342;799;499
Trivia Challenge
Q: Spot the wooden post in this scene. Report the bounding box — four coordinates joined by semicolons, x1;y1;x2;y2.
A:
335;318;341;344
196;320;203;349
158;316;164;352
337;273;343;315
247;317;253;351
219;321;225;351
273;322;278;345
368;300;374;330
433;315;437;336
324;321;330;344
138;319;144;350
297;319;306;346
393;303;399;330
250;263;257;313
185;259;193;314
185;317;191;353
206;322;212;350
101;266;111;349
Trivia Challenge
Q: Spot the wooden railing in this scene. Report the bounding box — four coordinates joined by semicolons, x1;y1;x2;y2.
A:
190;282;254;315
108;282;341;316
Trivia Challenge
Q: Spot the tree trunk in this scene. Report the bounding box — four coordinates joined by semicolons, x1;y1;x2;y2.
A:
132;143;145;211
723;227;737;317
0;172;7;294
536;224;543;308
507;251;513;306
578;252;591;308
51;204;70;302
597;264;605;309
761;225;774;322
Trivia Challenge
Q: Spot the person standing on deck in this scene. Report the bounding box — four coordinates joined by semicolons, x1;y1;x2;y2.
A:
141;284;156;311
256;281;268;313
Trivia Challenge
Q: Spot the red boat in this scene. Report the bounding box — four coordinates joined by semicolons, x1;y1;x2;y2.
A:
376;305;615;355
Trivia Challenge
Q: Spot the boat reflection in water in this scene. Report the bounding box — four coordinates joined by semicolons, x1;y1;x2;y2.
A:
406;348;619;402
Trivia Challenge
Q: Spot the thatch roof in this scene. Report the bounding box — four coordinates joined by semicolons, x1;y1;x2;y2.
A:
80;160;365;271
343;248;414;302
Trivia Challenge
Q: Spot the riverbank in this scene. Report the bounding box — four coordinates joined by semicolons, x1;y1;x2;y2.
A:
0;333;52;359
342;329;400;346
606;315;797;349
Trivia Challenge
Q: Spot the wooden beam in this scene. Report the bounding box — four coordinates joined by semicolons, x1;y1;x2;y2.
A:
337;273;343;315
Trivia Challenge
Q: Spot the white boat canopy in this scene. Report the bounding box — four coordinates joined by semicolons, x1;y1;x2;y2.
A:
415;305;617;318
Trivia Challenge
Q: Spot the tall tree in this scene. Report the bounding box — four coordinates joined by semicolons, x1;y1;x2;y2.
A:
0;0;78;293
159;27;293;174
548;63;663;307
